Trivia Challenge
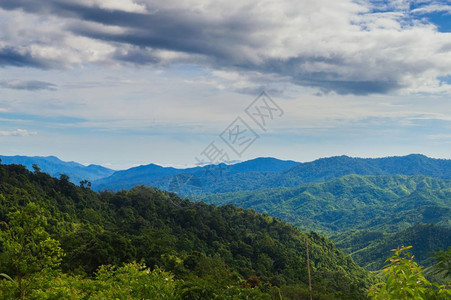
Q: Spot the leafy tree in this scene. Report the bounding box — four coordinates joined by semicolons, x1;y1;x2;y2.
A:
91;263;179;299
31;164;40;173
368;246;450;299
80;179;92;188
59;174;70;182
0;202;64;298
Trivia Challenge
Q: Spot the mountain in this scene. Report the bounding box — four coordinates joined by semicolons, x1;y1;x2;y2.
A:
91;163;189;191
278;154;451;186
0;155;114;184
92;154;451;195
0;162;373;299
227;157;300;172
198;174;451;234
92;157;299;192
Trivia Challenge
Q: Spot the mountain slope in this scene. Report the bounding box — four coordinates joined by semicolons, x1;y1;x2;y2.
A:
0;163;373;299
0;155;114;184
92;157;299;192
198;174;451;234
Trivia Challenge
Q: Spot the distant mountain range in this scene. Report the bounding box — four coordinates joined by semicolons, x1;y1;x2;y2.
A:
1;154;450;194
93;154;451;193
91;157;300;192
0;155;114;184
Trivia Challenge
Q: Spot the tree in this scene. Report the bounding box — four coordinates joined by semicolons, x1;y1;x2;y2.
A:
0;202;64;298
31;164;41;173
79;179;92;189
92;263;179;299
368;246;450;299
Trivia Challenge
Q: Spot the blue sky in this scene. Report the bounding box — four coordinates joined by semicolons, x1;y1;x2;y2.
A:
0;0;450;169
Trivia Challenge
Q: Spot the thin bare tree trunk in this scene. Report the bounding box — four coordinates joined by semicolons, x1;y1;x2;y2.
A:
306;236;313;300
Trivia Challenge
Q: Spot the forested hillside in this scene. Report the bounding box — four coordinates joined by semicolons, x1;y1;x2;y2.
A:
198;174;451;272
0;163;373;299
198;174;451;234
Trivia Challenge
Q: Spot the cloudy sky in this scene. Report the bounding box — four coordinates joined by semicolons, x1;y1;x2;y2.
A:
0;0;450;169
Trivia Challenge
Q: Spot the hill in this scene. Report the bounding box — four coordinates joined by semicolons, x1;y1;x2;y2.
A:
0;163;373;299
197;174;451;235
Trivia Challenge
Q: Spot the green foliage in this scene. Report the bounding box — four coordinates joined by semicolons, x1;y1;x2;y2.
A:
368;246;450;300
0;163;374;299
1;262;180;300
90;263;179;299
0;202;64;298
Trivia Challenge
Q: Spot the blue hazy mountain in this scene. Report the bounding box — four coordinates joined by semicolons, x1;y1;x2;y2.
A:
92;154;451;194
278;154;451;186
92;157;300;192
3;154;450;194
0;155;114;184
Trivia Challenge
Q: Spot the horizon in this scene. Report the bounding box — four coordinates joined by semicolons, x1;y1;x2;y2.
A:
1;152;450;171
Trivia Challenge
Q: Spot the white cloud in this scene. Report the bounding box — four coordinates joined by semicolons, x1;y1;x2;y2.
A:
88;0;147;13
0;129;37;136
412;4;451;14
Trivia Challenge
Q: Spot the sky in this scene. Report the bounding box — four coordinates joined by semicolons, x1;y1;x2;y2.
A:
0;0;450;169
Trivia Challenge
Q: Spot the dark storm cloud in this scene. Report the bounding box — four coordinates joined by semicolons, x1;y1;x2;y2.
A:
306;79;401;95
0;80;57;91
1;0;260;63
111;47;160;64
63;4;261;63
0;47;50;69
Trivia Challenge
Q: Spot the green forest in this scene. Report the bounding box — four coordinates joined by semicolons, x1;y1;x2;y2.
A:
198;174;451;270
0;163;449;299
0;163;375;299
